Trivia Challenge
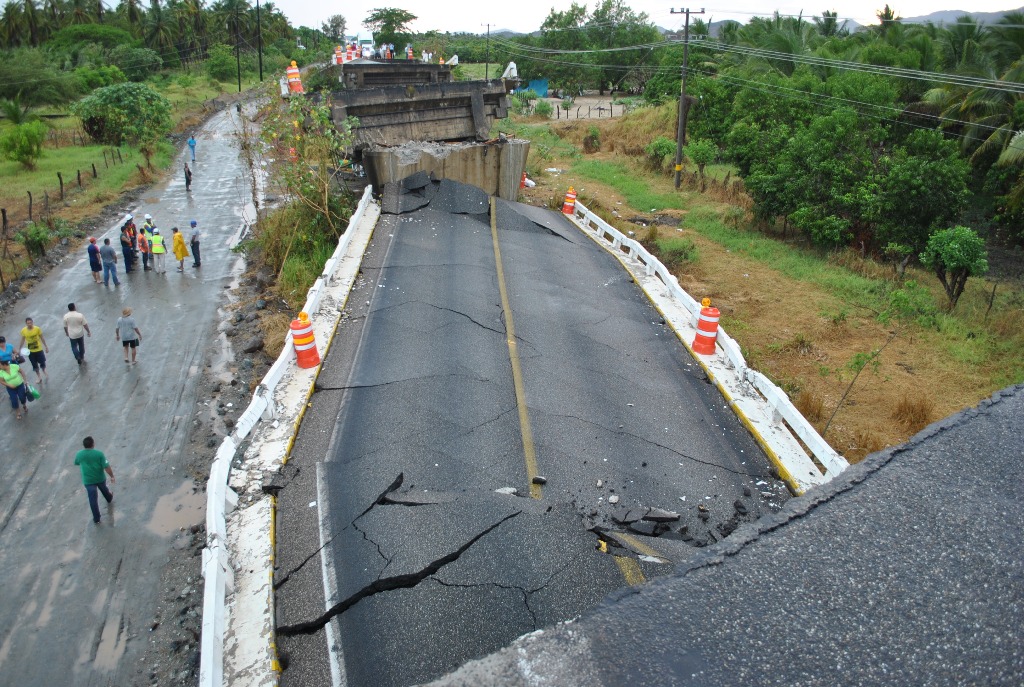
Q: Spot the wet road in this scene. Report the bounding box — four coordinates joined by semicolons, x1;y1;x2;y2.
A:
274;180;790;686
0;108;252;685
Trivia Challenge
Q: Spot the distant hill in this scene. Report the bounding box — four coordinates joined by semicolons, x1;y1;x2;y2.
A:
891;6;1024;25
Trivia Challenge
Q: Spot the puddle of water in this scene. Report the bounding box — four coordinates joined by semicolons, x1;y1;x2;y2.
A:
92;609;127;671
145;480;205;537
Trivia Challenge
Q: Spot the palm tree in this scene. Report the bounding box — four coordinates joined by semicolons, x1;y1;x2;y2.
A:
67;0;94;25
937;16;990;71
115;0;145;28
22;0;40;46
145;0;176;53
1;1;25;48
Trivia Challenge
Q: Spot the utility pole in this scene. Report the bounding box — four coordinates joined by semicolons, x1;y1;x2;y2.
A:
256;0;263;81
484;24;491;81
671;7;704;189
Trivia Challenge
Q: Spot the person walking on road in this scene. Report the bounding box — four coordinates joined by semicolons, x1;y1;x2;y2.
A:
184;163;193;192
116;307;142;364
74;436;115;524
99;238;120;286
187;135;196;161
171;227;189;272
119;223;136;273
63;303;91;365
87;237;102;284
0;360;29;420
189;220;201;268
150;229;167;273
138;221;152;271
18;317;48;384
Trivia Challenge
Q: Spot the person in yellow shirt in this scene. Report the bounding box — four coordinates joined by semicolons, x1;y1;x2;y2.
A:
18;316;48;384
171;227;190;272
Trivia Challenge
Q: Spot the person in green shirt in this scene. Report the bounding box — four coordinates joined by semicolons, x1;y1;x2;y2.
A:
74;436;115;524
0;360;28;419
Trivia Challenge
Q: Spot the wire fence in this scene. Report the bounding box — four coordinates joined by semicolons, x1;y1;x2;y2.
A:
0;145;133;288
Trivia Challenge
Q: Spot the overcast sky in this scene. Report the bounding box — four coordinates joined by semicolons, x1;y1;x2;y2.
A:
268;2;1022;37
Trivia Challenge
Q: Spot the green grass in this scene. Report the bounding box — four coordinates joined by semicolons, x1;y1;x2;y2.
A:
573;159;687;211
0;144;147;206
278;240;335;308
454;62;502;80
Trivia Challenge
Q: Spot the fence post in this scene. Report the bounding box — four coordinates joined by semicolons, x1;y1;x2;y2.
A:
27;191;32;221
117;149;123;164
1;207;7;262
77;170;82;188
103;150;109;168
57;172;64;200
43;192;49;221
92;163;97;178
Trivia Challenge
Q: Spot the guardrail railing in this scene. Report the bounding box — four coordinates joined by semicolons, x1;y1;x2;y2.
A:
571;199;847;486
199;186;374;687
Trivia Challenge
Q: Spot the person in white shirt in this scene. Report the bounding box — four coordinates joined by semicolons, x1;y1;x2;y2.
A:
63;302;91;365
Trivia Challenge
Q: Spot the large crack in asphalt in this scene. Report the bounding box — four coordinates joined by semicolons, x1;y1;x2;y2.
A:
274;474;407;591
277;511;521;637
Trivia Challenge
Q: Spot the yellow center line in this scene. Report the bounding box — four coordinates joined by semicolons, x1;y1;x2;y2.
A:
614;556;646;586
490;197;542;499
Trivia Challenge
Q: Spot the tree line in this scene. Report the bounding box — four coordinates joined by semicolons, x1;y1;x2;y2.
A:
468;2;1024;267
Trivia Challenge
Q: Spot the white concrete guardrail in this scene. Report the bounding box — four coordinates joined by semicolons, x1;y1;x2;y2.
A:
568;200;848;494
199;186;376;687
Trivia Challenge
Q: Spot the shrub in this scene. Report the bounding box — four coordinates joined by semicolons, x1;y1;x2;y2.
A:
72;82;171;146
534;99;553;118
15;222;53;258
583;125;600;153
0;121;47;169
644;135;675;170
206;44;240;82
109;45;163;81
919;226;988;309
74;64;126;90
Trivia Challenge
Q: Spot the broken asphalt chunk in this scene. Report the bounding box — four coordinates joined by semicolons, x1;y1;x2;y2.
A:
531;475;547;485
642;508;681;523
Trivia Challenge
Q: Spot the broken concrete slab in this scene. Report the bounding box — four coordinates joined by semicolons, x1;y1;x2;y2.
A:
642;508;681;523
364;139;529;201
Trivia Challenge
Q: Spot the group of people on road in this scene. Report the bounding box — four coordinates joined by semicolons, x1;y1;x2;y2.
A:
87;213;201;283
55;136;201;523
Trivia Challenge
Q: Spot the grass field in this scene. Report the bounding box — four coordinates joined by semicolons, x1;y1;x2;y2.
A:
454;62;502;80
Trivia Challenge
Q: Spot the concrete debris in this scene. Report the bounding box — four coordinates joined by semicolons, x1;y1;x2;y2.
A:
608;495;620;505
495;487;518;496
532;476;547;485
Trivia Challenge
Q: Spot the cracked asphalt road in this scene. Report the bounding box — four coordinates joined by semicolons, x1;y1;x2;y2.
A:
274;178;790;687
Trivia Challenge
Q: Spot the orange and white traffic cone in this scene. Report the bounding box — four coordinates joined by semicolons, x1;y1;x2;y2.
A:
290;312;320;368
691;298;720;356
561;186;577;214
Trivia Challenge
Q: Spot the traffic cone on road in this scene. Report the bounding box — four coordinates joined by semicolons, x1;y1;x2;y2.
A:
561;187;577;215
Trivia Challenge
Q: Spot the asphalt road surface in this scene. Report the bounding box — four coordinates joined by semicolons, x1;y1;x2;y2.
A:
274;178;790;687
0;107;251;685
